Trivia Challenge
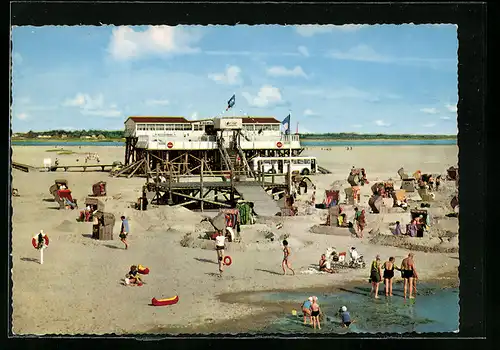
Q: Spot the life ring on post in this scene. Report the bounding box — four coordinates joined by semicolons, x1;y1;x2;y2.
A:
224;256;232;266
32;234;49;249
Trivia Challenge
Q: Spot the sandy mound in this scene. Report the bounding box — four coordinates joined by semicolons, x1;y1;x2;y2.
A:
369;233;458;253
309;225;354;236
54;220;79;232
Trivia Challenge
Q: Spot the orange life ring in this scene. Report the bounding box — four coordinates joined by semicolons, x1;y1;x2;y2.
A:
224;256;232;266
32;234;49;249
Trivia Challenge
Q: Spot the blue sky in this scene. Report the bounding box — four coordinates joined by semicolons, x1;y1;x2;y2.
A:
11;24;458;134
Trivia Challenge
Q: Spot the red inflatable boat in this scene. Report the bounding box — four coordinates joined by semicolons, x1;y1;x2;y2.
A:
151;295;179;306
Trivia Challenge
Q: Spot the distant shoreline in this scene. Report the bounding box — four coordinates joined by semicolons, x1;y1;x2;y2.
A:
11;137;456;143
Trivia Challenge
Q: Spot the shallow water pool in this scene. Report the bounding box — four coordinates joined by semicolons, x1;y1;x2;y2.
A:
246;283;459;334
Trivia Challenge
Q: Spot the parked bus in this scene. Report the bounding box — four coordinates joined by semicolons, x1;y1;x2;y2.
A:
251;156;317;175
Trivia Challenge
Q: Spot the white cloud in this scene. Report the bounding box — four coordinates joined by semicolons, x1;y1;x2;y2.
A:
445;103;457;112
329;44;390;63
267;66;308;78
63;93;87;107
108;25;202;61
298;46;310;57
62;93;121;117
242;85;283;108
300;86;381;102
351;124;363;128
295;24;366;37
329;44;456;68
208;65;242;85
422;123;436;128
190;112;199;120
16;112;28;120
146;99;170;106
420;107;438;114
205;50;300;57
374;120;391;127
303;109;317;116
440;116;452;120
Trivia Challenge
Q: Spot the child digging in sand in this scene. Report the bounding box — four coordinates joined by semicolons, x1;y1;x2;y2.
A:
125;265;143;286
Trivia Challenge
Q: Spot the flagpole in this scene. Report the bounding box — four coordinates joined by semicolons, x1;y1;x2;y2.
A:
288;110;292;198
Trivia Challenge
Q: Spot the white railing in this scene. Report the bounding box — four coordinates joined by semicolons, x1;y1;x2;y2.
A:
135;134;303;150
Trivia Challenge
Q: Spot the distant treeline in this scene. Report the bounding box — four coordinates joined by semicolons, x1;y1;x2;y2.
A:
14;130;125;139
13;130;457;140
299;133;457;140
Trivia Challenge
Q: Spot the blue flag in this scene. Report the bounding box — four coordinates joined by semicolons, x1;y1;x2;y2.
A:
226;94;236;111
282;114;290;134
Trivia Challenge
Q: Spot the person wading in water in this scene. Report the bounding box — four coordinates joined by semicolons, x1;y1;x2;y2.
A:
401;253;419;299
282;240;295;275
369;255;383;298
383;257;398;296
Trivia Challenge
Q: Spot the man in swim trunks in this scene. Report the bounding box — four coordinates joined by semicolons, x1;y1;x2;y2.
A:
309;296;322;329
215;230;226;275
401;253;419;299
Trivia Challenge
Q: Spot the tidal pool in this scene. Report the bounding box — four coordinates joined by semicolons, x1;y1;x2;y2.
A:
243;283;459;334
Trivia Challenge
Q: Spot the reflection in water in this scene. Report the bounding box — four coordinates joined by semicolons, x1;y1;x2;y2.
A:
246;283;458;334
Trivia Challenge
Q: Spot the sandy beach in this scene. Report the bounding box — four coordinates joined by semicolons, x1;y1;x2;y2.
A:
10;144;459;335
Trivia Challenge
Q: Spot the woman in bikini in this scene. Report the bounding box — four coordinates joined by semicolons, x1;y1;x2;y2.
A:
369;255;383;298
309;296;322;329
383;257;398;296
282;240;295;275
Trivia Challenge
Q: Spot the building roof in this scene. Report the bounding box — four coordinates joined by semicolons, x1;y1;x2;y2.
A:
125;116;281;124
125;116;189;124
239;117;281;124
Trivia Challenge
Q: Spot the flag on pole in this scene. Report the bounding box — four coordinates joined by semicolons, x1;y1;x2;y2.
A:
282;114;291;135
226;94;236;111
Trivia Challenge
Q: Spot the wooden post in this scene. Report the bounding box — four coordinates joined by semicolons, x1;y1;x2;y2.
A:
200;160;204;212
155;163;160;204
168;164;173;205
146;152;150;183
261;165;265;186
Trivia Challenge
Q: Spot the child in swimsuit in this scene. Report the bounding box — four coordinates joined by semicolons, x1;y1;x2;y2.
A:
125;265;142;286
383;257;398;296
301;297;313;325
309;296;322;329
282;240;295;275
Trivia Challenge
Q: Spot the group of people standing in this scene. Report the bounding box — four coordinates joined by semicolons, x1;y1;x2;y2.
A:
300;297;354;329
369;253;418;299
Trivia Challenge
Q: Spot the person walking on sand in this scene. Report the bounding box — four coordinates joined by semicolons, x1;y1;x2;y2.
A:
357;209;366;238
301;297;313;325
282;240;295;275
401;253;419;299
383;257;398;296
310;296;322;329
369;255;383;298
215;230;226;275
119;216;130;250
